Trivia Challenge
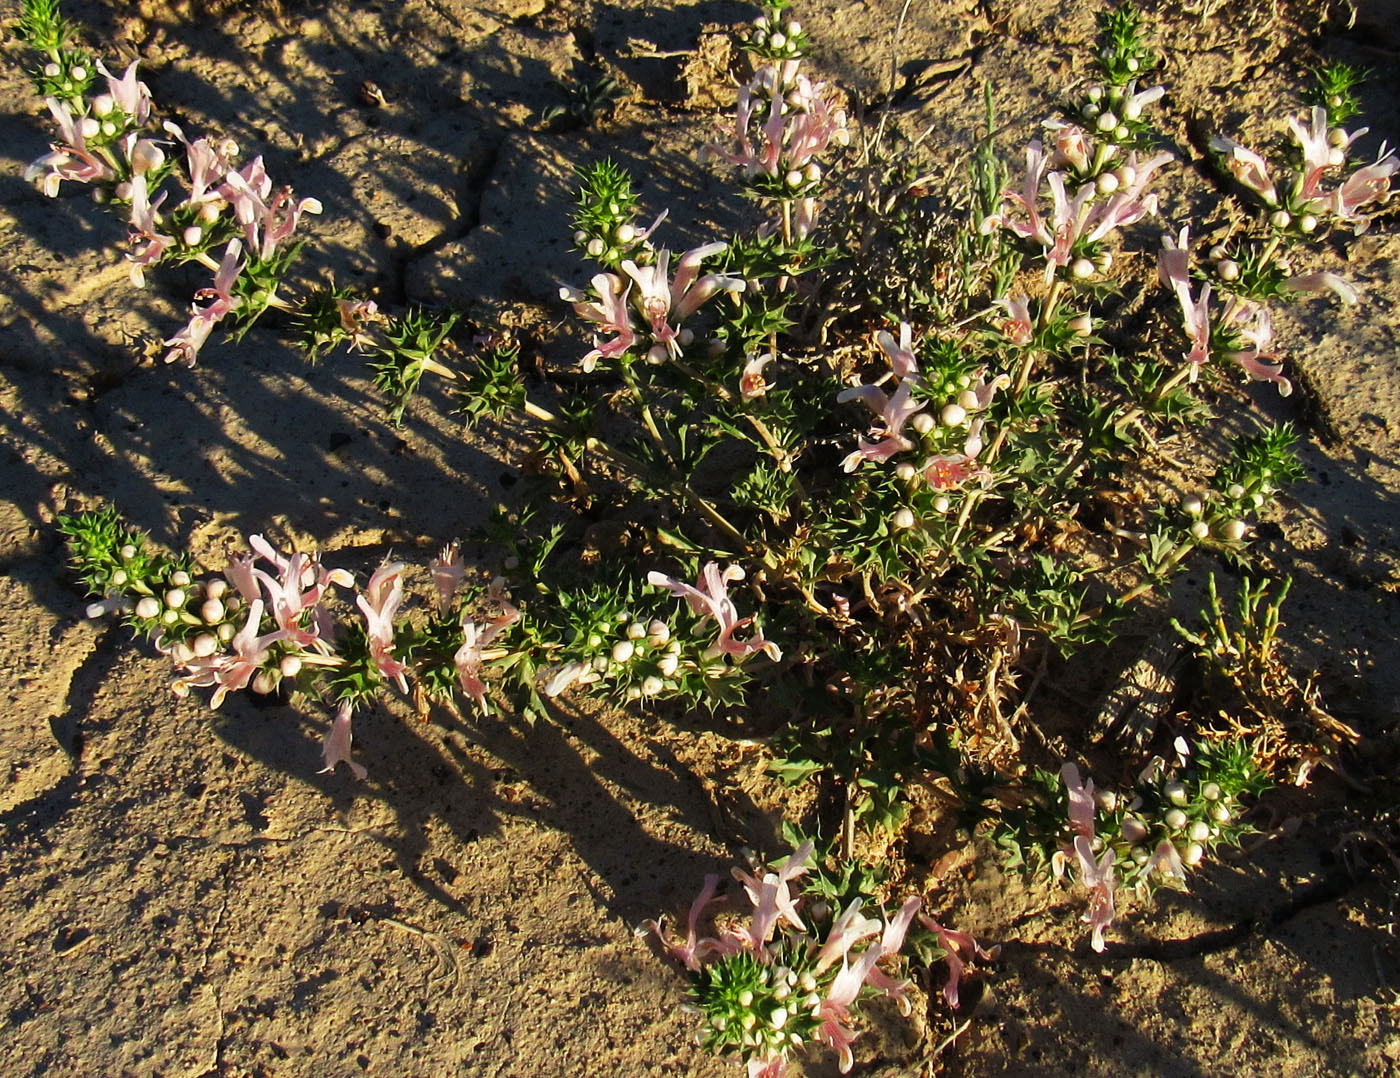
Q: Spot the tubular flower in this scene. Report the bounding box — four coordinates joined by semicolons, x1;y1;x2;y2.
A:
559;272;635;371
1158;227;1211;379
320;700;368;780
25;97;115;196
917;915;996;1008
356;562;410;692
1326;147;1397;234
1210;135;1280;206
647;562;781;662
453;578;520;714
164;239;246;366
621;242;745;360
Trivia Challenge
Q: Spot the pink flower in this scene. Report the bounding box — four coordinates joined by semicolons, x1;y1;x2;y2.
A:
221;156;321;261
453;578;520;714
621;243;745;359
998;139;1052;246
729;840;811;949
430;542;465;617
740;353;775;399
995;295;1034;345
812;900;882;974
1061;762;1097;840
321;701;368;779
837;379;924;470
1073;834;1117;952
876;322;918;379
559;272;636;371
1326;148;1397;234
638;872;725;972
1158;227;1211;379
812;897;919;1072
24;97;114;196
172;598;289;707
1280;271;1360;305
356;562;409;692
96;60;152;127
126;174;173;287
164;239;246;366
1218;297;1291;396
917;915;995;1008
1210;136;1279;206
923;419;991;490
1287;106;1333;203
647;562;781;662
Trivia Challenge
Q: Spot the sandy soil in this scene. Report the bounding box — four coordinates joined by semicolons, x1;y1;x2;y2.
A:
1;1;1398;1075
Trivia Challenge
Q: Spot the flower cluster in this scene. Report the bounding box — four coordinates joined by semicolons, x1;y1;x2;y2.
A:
702;3;848;237
23;36;320;365
642;843;990;1076
1210;105;1396;237
838;322;1007;496
1050;739;1268;951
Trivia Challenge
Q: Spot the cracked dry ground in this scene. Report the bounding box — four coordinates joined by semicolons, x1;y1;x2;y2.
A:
1;1;1398;1076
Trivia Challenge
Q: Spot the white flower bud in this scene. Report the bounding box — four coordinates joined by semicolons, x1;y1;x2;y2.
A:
738;990;754;1007
785;169;804;188
1096;172;1120;194
615;223;635;243
910;412;935;435
770;32;786;48
1202;782;1221;801
770;1007;788;1029
1189;820;1211;842
895;462;917;481
201;598;225;624
1096;251;1114;273
804;163;821;184
586;237;605;257
1183;842;1204;866
1270;210;1292;229
165;588;187;608
170;641;194;664
183;226;203;246
79;116;101;139
1166;781;1189;806
1181;494;1203;516
626;621;647;641
1087;84;1104;102
92;93;116;117
252;671;275;694
658;653;679;677
1115;125;1130;141
1211;802;1231;823
940;403;967;427
1083;102;1101;119
573;230;587;245
893;508;916;530
592;655;609;673
277;654;301;679
646;344;668;364
1132;845;1150;865
110;568;128;587
1227;483;1245;499
642;675;663;695
1299;214;1317;234
1127;57;1140;72
1222;519;1247;542
44;62;61;77
932;495;951;513
1190;520;1210;540
192;633;219;657
1121;816;1148;842
198;201;222;224
162;608;179;625
1123;99;1143;121
1218;259;1240;281
1071;257;1095;279
611;640;636;664
1326;147;1345;168
1096;111;1119;132
217;622;235;643
136;596;161;620
70;65;88;80
1165;808;1188;830
1069;314;1093;336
